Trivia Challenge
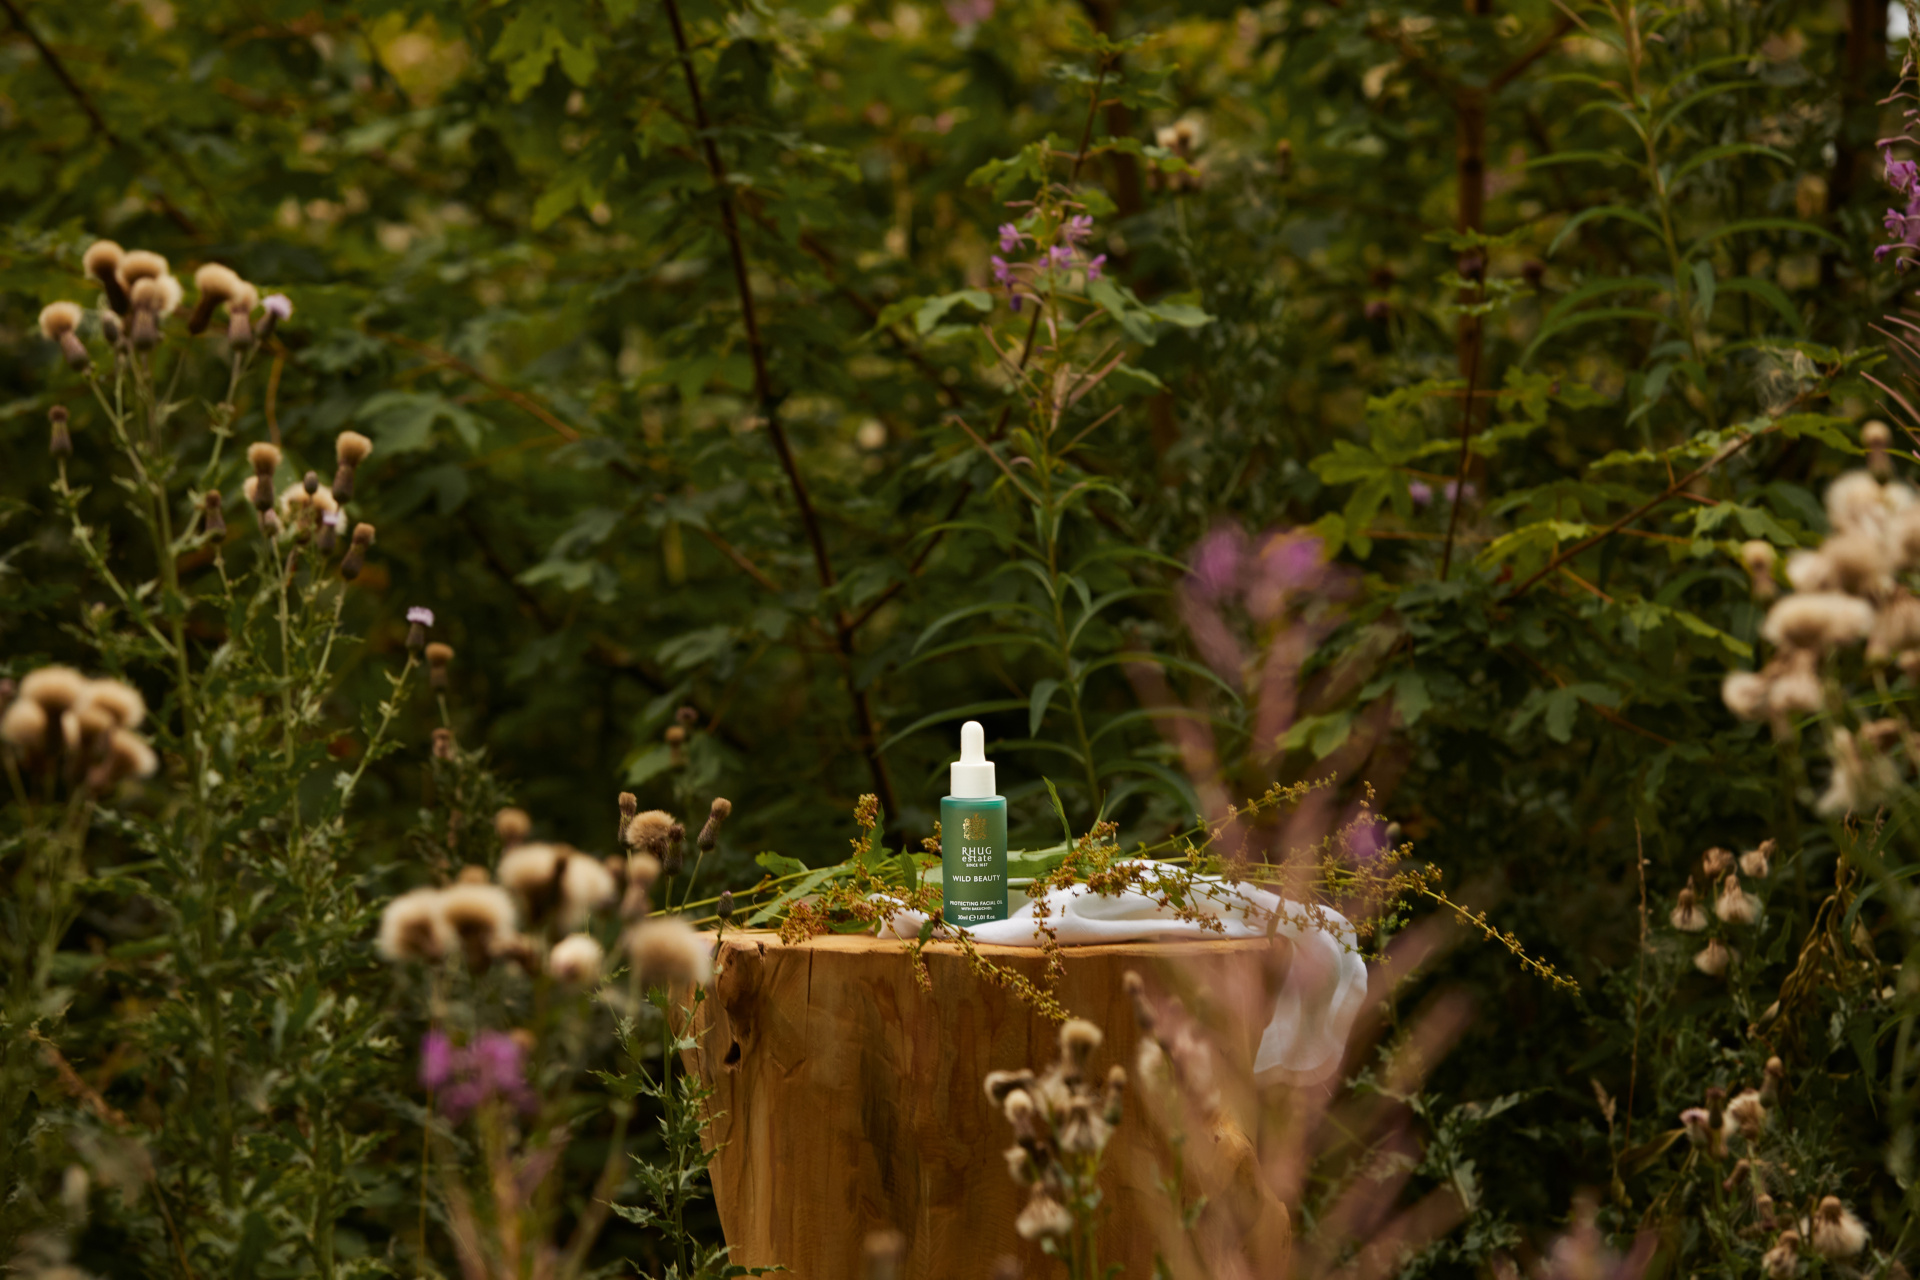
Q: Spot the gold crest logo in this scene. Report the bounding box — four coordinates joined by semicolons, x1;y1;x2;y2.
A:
962;814;987;840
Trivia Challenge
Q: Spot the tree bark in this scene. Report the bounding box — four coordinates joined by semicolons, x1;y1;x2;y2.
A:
684;930;1289;1279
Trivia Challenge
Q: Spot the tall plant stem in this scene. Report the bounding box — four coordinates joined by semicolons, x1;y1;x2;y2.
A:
1438;279;1485;581
662;0;896;820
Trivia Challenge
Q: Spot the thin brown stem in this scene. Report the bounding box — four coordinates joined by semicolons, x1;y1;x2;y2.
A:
1505;427;1771;600
1439;281;1485;581
661;0;896;819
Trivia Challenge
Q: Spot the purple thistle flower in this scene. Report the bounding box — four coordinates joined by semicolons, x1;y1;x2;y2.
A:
321;510;345;530
435;1030;537;1120
420;1030;455;1091
1085;254;1107;282
1061;214;1094;245
997;223;1024;253
1407;480;1434;506
263;294;294;320
407;606;434;627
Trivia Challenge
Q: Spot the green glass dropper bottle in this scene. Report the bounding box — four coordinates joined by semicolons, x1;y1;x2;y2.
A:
940;719;1008;926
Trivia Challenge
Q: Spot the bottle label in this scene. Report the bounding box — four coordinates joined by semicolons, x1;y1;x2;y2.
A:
941;797;1008;926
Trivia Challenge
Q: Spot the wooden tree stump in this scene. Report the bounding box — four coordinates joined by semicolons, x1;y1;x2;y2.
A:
684;930;1283;1280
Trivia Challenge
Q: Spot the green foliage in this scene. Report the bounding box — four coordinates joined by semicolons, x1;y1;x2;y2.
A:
2;0;1918;1274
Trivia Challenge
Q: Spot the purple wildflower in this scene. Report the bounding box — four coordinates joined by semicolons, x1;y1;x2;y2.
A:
1085;254;1107;282
407;606;434;627
1407;480;1433;506
263;294;294;320
997;223;1024;253
420;1030;455;1090
991;255;1014;286
438;1029;536;1119
1061;215;1094;245
1047;244;1074;269
1877;145;1920;268
322;510;345;530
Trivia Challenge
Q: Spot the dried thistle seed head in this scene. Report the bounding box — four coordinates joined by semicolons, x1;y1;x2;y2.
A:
1823;532;1894;598
1866;420;1895;476
1827;470;1891;535
717;889;735;922
431;727;455;761
1702;847;1734;877
624;809;677;857
1811;1197;1868;1258
129;274;181;318
188;263;242;334
1761;1230;1802;1280
441;883;517;968
625;916;713;987
22;667;88;714
495;806;532;847
1761;592;1874;651
247;441;282;472
664;823;686;873
1014;1189;1073;1242
862;1229;906;1280
1723;1088;1766;1138
619;791;638;816
302;469;319;496
559;854;618;927
39;301;82;339
456;864;491;885
1122;970;1156;1032
624;852;662;890
1670;887;1708;932
983;1068;1037;1106
351;522;375;547
1;697;49;750
1102;1064;1126;1123
83;239;124;285
697;796;732;851
1870;592;1920;662
548;932;605;985
1695;938;1732;977
100;311;122;345
425;642;454;667
664;724;687;746
377;887;454;961
498;842;564;914
1059;1018;1103;1070
201;490;227;536
79;679;145;730
336;430;374;466
116;249;169;292
226;282;259;347
49;405;72;456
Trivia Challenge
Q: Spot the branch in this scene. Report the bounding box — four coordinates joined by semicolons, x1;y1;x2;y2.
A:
1;0;201;236
663;0;896;819
1503;427;1771;600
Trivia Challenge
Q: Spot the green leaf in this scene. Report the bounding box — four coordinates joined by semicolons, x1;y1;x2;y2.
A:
1685;219;1845;256
1041;776;1075;845
1029;678;1061;736
914;290;993;335
1547;204;1666;257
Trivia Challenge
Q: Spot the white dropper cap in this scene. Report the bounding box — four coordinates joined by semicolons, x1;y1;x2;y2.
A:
949;720;996;798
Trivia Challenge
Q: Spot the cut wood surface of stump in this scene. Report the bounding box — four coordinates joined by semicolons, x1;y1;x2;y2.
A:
685;929;1288;1279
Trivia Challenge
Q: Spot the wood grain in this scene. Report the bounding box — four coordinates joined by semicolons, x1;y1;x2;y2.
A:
683;929;1284;1279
